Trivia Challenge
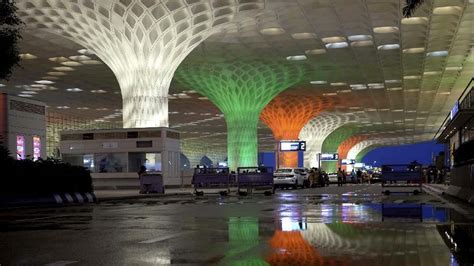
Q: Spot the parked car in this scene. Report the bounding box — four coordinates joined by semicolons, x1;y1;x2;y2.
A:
327;172;338;183
273;168;308;189
370;172;382;183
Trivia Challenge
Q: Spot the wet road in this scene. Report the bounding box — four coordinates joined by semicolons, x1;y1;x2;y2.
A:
1;184;473;265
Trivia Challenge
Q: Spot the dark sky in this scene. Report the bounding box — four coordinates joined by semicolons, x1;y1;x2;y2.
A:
362;141;446;167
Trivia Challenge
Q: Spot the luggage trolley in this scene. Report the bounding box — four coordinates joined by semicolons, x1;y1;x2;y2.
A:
192;167;231;196
381;164;423;195
236;167;274;195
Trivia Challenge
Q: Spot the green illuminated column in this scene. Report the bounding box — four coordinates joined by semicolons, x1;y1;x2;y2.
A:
176;59;306;170
321;124;359;172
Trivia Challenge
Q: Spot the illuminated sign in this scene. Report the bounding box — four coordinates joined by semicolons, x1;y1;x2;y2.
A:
354;163;365;168
450;101;459;120
320;153;338;161
280;140;306;151
341;159;356;165
16;135;25;160
33;136;41;161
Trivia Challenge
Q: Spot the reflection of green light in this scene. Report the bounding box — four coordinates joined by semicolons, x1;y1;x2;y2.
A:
224;217;268;266
356;146;377;163
326;223;360;239
176;59;306;170
321;124;359;172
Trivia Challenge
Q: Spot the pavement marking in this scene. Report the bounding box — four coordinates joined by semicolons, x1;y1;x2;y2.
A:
139;232;191;244
74;193;84;203
84;192;94;202
53;194;63;204
64;193;74;203
44;260;78;266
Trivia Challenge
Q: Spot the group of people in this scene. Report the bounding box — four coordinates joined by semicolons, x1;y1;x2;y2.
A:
307;168;328;187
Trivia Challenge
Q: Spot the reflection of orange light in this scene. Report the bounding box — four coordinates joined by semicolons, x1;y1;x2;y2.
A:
266;230;324;266
261;94;334;168
337;135;369;170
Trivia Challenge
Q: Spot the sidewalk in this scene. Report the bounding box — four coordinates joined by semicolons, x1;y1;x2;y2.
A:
95;188;194;201
422;183;449;195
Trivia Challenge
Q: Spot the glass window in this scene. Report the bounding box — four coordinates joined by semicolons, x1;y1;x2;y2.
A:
128;152;162;173
33;136;41;161
83;154;94;172
94;153;127;173
16;135;25;160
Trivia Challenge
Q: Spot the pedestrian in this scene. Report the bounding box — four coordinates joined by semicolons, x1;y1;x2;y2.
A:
356;169;362;184
337;167;344;187
350;169;356;183
137;165;147;194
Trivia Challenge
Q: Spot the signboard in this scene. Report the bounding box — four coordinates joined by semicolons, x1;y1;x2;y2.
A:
33;136;41;161
16;135;25;160
341;159;356;165
280;140;306;151
320;153;338;161
354;163;365;168
450;101;459;120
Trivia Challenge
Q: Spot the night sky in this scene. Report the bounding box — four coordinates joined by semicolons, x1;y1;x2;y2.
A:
362;141;446;167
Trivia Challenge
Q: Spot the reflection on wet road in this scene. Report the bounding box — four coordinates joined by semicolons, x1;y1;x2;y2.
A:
0;186;473;265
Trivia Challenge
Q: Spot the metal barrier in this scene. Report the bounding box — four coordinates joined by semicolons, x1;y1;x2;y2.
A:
192;167;231;195
236;167;274;195
139;172;164;194
381;164;423;195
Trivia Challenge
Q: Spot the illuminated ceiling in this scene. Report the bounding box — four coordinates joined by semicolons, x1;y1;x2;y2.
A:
0;0;473;167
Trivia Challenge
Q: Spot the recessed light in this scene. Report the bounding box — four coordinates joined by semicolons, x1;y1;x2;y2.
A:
321;36;346;43
310;80;327;85
77;107;89;110
426;51;448;57
338;89;351;93
305;49;326;55
61;61;82;67
56;106;70;109
325;42;348;49
67;88;83;92
91;89;107;93
260;27;285;35
373;26;399;33
323;93;337;96
445;66;462;71
53;66;75;71
291;32;316;39
330;82;347;86
377;44;400;50
19;53;37;60
0;84;5;87
69;55;91;61
401;17;428;25
20;91;37;94
424;71;441;75
81;60;102;65
18;94;33;97
403;47;425;54
77;49;94;55
433;6;462;15
198;97;208;100
348;35;372;41
350;84;367;90
404;75;422;80
96;108;108;111
385;79;401;83
350;40;373;47
49;57;69;62
286;55;307;61
34;80;54;84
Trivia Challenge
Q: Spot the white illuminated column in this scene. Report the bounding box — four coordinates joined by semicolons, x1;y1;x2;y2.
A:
17;0;263;128
299;112;352;168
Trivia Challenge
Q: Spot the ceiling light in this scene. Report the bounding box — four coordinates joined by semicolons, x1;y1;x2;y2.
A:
96;108;108;111
385;79;401;83
61;61;82;67
403;47;425;54
19;53;37;60
0;84;5;87
77;49;94;55
91;89;107;93
350;40;373;47
350;84;367;90
348;35;372;41
445;66;463;71
330;82;346;86
323;93;337;96
198;97;208;100
338;89;351;93
81;60;102;65
310;80;327;85
305;49;326;55
49;57;69;62
260;27;285;35
69;55;91;61
377;44;400;50
322;36;346;43
433;6;462;15
406;89;419;92
439;92;451;95
20;91;37;94
47;72;66;76
424;71;441;75
286;55;307;61
53;66;75;71
35;80;54;84
426;51;448;57
325;42;348;49
56;106;70;109
77;107;89;110
373;26;399;33
404;75;421;79
401;17;428;25
18;94;33;98
67;88;83;92
291;32;316;39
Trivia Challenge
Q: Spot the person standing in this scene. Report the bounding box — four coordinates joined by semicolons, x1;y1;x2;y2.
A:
337;168;344;187
356;169;362;184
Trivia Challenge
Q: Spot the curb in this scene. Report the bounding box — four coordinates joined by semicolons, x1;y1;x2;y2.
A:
0;192;97;208
96;192;193;202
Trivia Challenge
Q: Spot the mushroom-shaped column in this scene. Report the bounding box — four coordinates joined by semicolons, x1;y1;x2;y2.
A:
260;94;332;168
320;124;360;173
298;112;352;168
347;140;387;161
337;135;370;172
176;59;306;170
17;0;263;128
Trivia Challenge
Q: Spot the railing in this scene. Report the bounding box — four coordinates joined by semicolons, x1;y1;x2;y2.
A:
434;78;474;140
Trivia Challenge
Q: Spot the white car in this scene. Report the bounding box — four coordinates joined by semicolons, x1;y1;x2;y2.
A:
327;172;338;183
273;168;308;189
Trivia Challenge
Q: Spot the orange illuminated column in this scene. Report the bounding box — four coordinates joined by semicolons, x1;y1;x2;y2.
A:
337;135;369;171
261;94;332;168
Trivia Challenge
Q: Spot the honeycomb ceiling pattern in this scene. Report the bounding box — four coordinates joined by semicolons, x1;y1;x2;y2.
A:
0;0;472;167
